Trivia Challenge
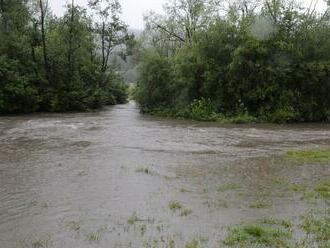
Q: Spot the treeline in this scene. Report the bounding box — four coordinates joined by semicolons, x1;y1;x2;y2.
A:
135;0;330;122
0;0;130;114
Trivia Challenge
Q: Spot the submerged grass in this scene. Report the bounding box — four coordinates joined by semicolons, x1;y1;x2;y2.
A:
136;165;154;175
315;181;330;199
127;212;143;225
180;208;193;216
185;239;199;248
67;220;83;231
86;231;101;242
249;200;272;209
169;201;183;211
224;224;292;247
302;209;330;246
169;201;193;217
286;149;330;163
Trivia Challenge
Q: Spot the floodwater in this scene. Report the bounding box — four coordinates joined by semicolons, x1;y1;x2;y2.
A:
0;102;329;247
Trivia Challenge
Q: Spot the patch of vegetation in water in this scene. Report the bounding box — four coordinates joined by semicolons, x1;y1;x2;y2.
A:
86;231;101;242
249;199;272;209
260;218;293;229
286;149;330;163
281;180;330;202
169;201;183;211
185;239;199;248
180;208;193;216
127;212;143;225
67;220;83;232
19;234;52;248
315;181;330;199
217;183;241;192
223;223;292;247
135;165;155;175
169;201;193;217
85;226;107;242
301;209;330;247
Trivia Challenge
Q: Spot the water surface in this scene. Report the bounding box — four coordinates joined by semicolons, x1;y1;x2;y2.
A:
0;102;329;247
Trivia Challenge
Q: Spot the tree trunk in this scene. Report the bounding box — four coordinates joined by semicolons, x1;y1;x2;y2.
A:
39;0;50;81
68;0;74;75
101;22;106;71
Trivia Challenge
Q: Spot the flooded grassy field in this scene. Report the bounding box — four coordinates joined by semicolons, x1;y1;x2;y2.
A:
0;102;329;248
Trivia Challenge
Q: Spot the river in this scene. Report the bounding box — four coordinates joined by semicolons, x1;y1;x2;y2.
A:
0;102;329;247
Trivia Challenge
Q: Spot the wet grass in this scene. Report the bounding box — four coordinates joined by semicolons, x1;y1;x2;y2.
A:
180;188;191;193
204;199;228;209
315;180;330;199
286;149;330;163
249;199;272;209
86;231;101;242
169;201;193;217
169;201;183;211
260;218;293;229
20;235;51;248
185;239;199;248
67;220;83;231
301;209;330;246
217;183;241;192
180;208;193;216
128;212;143;225
136;165;154;175
224;223;292;247
85;226;108;242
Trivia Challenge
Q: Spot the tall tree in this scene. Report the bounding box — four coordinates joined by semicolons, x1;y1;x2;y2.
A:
88;0;128;74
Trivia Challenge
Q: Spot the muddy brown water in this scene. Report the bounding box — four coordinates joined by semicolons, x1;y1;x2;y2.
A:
0;102;329;247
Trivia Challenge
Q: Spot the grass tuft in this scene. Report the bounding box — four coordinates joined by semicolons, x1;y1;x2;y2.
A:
169;201;183;211
180;208;193;216
286;149;330;163
185;239;199;248
224;224;292;247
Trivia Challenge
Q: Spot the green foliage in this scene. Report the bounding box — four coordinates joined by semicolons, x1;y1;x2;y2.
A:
136;1;330;123
0;0;128;114
302;209;330;246
286;149;330;163
184;98;219;121
134;51;173;111
0;56;40;113
224;224;292;247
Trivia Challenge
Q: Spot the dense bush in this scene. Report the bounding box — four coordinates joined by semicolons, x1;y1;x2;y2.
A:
135;1;330;122
0;0;128;114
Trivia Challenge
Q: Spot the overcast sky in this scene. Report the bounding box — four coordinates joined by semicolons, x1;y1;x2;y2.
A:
50;0;327;30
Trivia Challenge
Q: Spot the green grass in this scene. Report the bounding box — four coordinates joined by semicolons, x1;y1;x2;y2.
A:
127;212;143;225
86;232;101;242
224;224;292;247
67;220;83;231
180;208;193;216
169;201;183;211
28;236;51;248
249;200;272;209
287;149;330;163
260;218;293;228
136;165;154;175
217;183;241;192
315;181;330;199
185;239;199;248
302;209;330;246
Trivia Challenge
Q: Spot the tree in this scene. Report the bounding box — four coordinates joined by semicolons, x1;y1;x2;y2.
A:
145;0;220;45
88;0;128;74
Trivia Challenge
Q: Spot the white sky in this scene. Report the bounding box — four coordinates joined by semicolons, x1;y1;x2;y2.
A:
50;0;165;29
50;0;327;30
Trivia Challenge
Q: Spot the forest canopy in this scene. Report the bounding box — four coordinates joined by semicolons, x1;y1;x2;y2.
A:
0;0;130;113
134;0;330;123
